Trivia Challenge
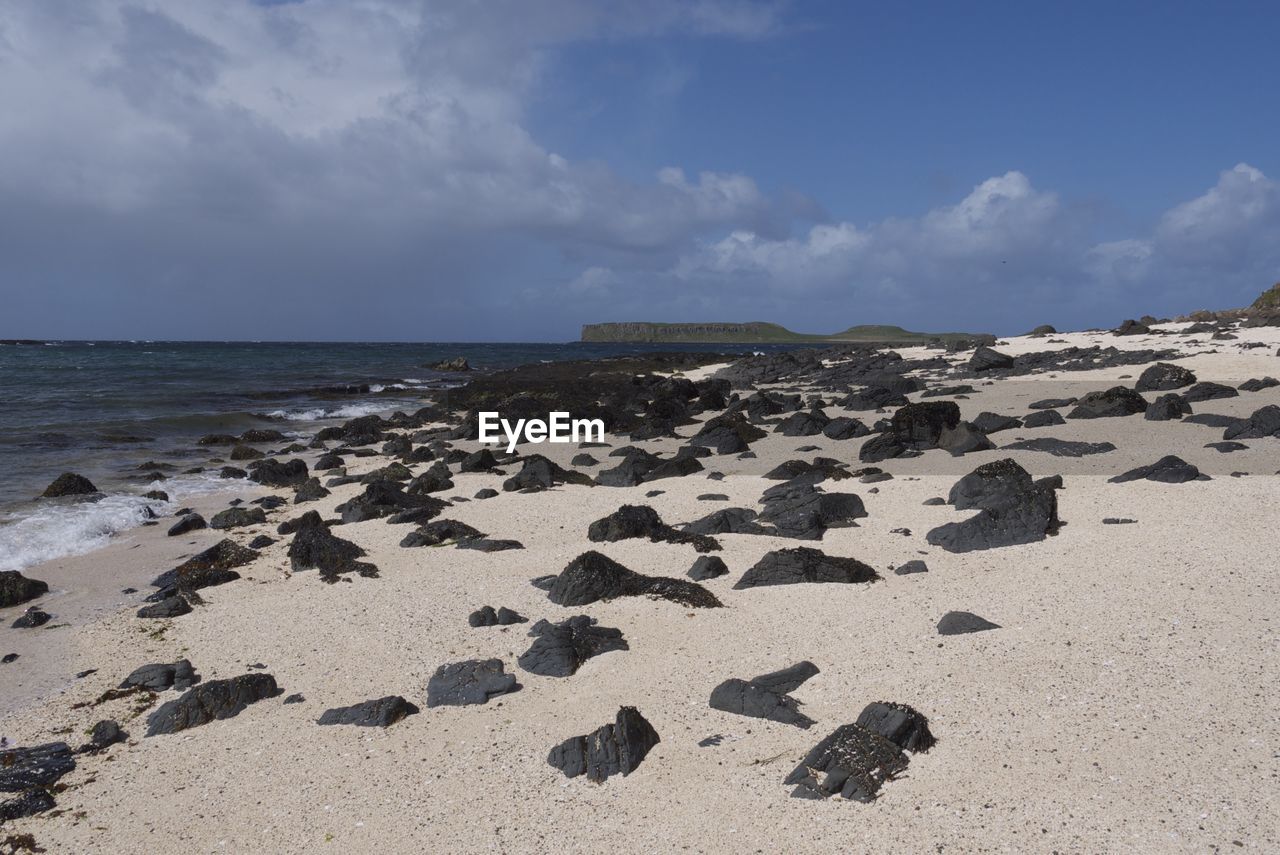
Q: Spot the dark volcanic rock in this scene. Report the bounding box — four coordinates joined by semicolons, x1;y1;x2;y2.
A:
929;459;1059;552
84;719;128;751
1238;376;1280;393
734;547;879;589
40;472;99;498
783;723;908;801
894;560;929;575
468;606;527;627
0;571;49;608
136;596;192;618
1223;405;1280;439
1135;362;1196;392
426;659;519;707
687;555;729;580
891;401;961;445
167;513;207;536
1029;397;1076;409
0;741;76;791
149;539;257;598
1067;386;1148;419
936;421;995;456
855;701;937;753
288;513;376;580
969;346;1014;371
937;611;1000;635
518;615;628;677
1002;438;1116;457
709;661;820;728
587;504;719;553
1182;381;1238;403
293;477;330;503
120;659;199;692
776;409;830;437
1145;393;1192;421
548;551;721;608
1022;409;1065;428
504;455;594;492
947;458;1032;509
399;519;484;548
972;412;1022;434
317;696;420;727
547;706;659;783
840;386;909;411
338;481;448;523
822;417;871;440
248;458;309;488
681;507;767;536
757;489;867;540
689;415;768;454
209;506;267;530
0;788;57;821
11;607;51;628
145;673;280;736
1108;455;1204;484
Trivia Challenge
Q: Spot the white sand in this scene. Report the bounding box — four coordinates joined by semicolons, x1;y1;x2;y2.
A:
2;325;1279;853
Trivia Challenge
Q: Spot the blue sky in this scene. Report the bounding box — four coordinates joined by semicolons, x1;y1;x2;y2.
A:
1;0;1278;340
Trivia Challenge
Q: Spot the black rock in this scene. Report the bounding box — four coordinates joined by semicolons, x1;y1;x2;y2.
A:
1102;517;1137;525
947;458;1032;509
11;607;51;628
709;661;820;728
547;706;659;783
1144;392;1192;421
972;412;1022;433
283;693;305;704
1113;318;1150;336
571;453;599;467
167;513;207;536
398;519;484;547
248;458;309;488
1067;386;1148;419
688;555;729;581
890;400;961;445
40;472;99;498
294;477;331;503
145;674;280;736
0;788;57;821
247;535;276;549
1238;376;1280;392
0;741;76;791
549;551;721;608
1108;455;1204;484
288;513;376;580
338;481;448;523
518;616;628;677
734;547;879;589
474;488;499;499
120;659;200;692
937;611;1000;635
1022;409;1065;428
775;409;830;437
85;719;128;751
757;489;867;540
783;723;908;801
149;538;257;598
317;696;420;727
460;449;499;473
894;560;929;575
855;701;936;752
1001;438;1116;457
1183;413;1242;428
587;504;719;553
937;421;995;456
136;596;193;618
681;507;767;536
455;537;524;552
1205;441;1248;453
0;571;50;609
426;659;519;707
821;417;871;440
210;506;267;530
503;455;593;492
969;346;1014;371
468;606;527;627
688;414;768;454
1135;362;1197;392
1223;405;1280;440
928;459;1059;552
1029;397;1076;409
1182;381;1239;403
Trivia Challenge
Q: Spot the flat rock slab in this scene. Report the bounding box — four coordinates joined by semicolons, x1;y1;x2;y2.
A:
146;673;281;736
1002;438;1117;457
120;659;200;692
518;616;628;677
709;661;820;728
426;659;519;707
734;547;879;589
1108;455;1205;484
0;742;76;792
317;696;420;727
547;706;660;783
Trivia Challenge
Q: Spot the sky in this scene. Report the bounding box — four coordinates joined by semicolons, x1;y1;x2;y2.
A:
1;0;1278;341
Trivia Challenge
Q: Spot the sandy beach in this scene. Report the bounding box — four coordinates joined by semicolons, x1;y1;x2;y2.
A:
1;322;1278;853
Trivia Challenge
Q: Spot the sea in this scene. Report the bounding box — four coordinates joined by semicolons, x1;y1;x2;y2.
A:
0;340;803;572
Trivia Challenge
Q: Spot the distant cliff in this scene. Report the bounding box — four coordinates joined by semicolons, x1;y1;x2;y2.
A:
580;321;992;345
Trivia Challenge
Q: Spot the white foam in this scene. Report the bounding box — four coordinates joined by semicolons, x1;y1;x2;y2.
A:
0;473;228;573
265;402;391;422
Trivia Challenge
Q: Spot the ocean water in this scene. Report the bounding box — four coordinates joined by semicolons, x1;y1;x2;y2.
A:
0;340;795;572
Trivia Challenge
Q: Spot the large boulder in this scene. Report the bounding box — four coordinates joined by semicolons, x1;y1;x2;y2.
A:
1067;386;1148;419
928;459;1060;552
40;472;99;498
968;346;1014;372
1135;362;1196;392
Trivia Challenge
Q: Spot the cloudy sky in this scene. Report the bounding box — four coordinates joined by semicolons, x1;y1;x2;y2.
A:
2;0;1278;341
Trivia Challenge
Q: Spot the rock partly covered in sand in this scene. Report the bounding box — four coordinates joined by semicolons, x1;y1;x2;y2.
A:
518;616;628;677
146;674;281;736
734;547;879;589
548;551;722;608
317;696;420;727
709;661;820;728
426;659;519;707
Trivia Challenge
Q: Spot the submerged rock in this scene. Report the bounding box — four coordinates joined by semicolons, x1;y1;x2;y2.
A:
709;661;820;728
547;706;660;783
